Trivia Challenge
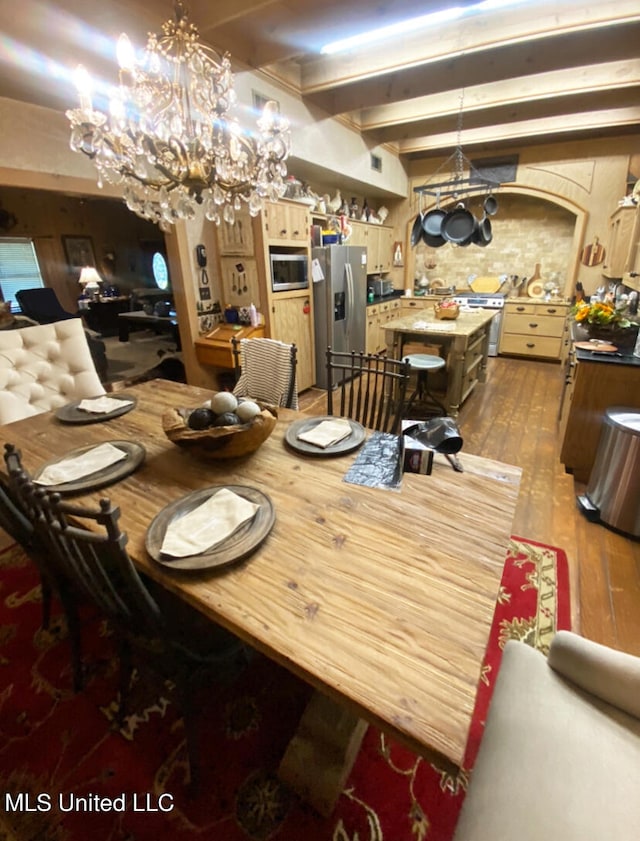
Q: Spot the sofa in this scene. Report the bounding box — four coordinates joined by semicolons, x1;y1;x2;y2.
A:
452;631;640;841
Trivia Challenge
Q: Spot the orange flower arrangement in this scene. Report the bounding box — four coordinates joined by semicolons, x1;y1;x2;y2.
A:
572;300;631;328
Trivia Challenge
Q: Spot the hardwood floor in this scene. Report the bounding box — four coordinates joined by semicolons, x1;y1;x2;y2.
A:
299;356;640;656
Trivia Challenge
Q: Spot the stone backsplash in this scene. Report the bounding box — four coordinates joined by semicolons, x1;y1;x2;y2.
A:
412;194;575;291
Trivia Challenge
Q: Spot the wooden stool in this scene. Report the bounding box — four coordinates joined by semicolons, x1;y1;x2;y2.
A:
403;353;447;417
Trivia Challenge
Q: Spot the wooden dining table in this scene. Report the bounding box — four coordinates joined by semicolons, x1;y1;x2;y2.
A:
0;379;521;814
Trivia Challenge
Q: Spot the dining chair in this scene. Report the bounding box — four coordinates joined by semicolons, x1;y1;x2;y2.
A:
232;336;298;409
325;348;411;434
7;446;251;793
0;318;105;424
2;448;84;692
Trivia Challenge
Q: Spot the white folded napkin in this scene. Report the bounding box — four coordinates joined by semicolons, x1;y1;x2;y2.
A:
297;418;353;449
160;488;260;558
77;396;132;414
34;442;128;486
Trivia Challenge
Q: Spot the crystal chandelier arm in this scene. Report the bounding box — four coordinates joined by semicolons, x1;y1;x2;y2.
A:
66;3;289;229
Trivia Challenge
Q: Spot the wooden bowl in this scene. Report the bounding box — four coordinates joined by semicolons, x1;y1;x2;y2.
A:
162;403;277;459
434;302;460;320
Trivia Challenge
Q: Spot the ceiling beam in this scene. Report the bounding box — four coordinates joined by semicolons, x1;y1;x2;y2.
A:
300;4;640;114
398;106;640;157
361;61;640;142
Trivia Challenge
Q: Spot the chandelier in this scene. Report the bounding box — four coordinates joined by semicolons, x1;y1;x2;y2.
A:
65;1;290;230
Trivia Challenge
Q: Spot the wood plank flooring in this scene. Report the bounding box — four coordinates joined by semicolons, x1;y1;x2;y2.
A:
299;356;640;656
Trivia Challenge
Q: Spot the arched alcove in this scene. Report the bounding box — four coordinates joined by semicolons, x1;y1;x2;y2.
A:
406;185;587;298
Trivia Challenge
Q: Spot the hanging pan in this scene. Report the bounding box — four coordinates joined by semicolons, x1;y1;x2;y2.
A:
441;203;476;244
473;215;493;247
422;192;447;239
411;212;425;247
422;229;447;248
483;194;498;216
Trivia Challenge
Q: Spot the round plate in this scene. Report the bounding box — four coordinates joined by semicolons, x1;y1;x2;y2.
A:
55;395;137;424
527;280;545;298
285;416;366;457
575;341;618;353
33;441;145;495
146;485;275;571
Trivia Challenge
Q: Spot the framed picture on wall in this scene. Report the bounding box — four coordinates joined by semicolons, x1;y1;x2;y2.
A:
62;236;96;273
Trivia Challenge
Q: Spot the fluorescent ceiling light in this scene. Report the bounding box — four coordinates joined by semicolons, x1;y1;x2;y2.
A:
321;0;530;54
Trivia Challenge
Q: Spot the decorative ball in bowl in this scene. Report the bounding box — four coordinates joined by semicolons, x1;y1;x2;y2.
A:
434;300;460;320
162;392;277;459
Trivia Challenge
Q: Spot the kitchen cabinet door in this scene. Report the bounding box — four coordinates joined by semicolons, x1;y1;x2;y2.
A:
366;304;379;355
263;201;310;244
376;226;394;274
603;205;639;279
269;293;315;391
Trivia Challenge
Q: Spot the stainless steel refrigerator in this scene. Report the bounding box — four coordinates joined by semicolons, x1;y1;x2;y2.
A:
312;245;367;389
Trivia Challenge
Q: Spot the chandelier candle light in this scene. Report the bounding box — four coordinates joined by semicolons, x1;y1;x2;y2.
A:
66;2;290;230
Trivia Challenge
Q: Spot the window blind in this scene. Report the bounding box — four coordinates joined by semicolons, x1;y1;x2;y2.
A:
0;238;45;312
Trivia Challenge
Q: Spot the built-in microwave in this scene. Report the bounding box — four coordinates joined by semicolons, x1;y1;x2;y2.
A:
270;252;309;292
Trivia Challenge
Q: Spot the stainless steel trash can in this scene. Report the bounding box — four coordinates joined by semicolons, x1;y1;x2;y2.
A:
582;407;640;537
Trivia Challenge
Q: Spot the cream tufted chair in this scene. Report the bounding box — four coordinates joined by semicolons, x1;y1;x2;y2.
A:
0;318;105;425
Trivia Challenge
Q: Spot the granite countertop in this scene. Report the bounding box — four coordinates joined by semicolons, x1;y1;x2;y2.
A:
384;309;497;338
571;323;640;367
575;346;640;367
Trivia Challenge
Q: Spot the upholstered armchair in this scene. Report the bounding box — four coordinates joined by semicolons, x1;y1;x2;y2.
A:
0;318;105;425
453;631;640;841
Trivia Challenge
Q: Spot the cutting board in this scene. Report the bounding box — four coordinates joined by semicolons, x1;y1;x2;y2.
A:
469;276;502;294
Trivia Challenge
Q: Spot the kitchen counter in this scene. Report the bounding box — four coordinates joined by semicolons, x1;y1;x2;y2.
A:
560;335;640;482
575;347;640;367
385;310;497;417
367;290;404;306
572;321;640;367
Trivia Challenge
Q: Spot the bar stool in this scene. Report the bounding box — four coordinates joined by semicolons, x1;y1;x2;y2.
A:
403;353;447;417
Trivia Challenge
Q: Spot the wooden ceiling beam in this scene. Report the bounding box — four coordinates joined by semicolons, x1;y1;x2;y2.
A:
398;106;640;156
361;61;640;141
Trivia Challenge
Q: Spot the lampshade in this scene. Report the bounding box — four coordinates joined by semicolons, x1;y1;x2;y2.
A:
78;267;102;287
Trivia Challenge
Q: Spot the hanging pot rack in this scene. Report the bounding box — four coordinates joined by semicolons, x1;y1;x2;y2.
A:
413;149;501;202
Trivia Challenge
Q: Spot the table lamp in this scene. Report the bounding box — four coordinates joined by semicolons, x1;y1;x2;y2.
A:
78;266;102;302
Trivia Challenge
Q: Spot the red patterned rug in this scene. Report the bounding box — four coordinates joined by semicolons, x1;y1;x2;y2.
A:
0;535;570;841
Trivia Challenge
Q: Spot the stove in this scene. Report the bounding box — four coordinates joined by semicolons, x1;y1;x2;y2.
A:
452;293;504;356
451;293;505;309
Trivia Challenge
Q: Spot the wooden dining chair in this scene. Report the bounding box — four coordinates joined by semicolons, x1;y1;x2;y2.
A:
325;348;411;434
231;337;298;409
2;446;85;692
6;446;251;794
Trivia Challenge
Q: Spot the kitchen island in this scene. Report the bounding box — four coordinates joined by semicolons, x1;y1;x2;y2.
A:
559;340;640;483
385;309;497;417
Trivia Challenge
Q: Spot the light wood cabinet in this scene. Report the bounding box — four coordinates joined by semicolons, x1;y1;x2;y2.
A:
211;199;315;391
262;201;310;244
603;205;640;279
269;292;315;391
499;300;569;360
366;304;379;354
349;221;394;274
366;299;401;354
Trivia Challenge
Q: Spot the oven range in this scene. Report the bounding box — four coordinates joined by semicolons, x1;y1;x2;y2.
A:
452;293;504;357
